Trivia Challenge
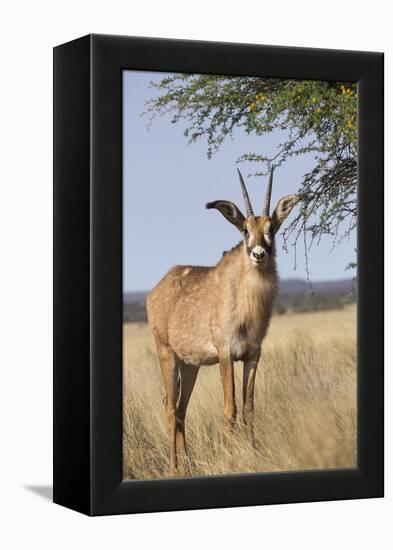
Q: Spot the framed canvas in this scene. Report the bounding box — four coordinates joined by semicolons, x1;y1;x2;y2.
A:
53;34;384;516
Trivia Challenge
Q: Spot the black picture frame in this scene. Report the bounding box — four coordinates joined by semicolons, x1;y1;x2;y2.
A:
53;34;384;516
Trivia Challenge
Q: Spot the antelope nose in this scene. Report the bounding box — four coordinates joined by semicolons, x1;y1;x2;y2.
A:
252;249;265;261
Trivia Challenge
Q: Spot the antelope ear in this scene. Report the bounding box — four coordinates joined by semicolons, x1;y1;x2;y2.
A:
206;200;245;232
271;194;299;233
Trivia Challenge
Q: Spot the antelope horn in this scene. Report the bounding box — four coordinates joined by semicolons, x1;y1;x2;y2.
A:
262;167;274;216
237;168;254;217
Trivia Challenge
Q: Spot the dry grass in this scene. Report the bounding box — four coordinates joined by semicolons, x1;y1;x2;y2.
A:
123;305;357;479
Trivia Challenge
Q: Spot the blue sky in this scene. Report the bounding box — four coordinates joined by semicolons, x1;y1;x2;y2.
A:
123;71;356;293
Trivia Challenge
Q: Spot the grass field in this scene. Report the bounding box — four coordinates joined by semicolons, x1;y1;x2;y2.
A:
123;305;357;479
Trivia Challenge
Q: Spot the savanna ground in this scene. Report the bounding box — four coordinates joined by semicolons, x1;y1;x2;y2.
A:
123;305;356;479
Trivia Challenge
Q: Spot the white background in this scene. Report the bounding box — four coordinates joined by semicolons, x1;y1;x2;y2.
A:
0;1;390;548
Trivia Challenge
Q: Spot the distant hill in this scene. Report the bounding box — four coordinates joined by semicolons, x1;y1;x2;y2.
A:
275;277;356;315
124;278;355;303
279;278;354;295
124;291;148;305
123;277;356;322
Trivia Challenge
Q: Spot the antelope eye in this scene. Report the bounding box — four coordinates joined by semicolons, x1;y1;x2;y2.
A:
264;225;274;243
243;228;249;238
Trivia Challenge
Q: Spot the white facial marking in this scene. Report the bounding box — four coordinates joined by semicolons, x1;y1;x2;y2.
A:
264;233;272;245
250;245;267;265
253;245;264;255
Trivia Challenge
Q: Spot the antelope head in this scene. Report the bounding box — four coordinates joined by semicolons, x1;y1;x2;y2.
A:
206;168;299;268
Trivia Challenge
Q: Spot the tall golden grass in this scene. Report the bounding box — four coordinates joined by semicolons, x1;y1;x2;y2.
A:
123;305;356;479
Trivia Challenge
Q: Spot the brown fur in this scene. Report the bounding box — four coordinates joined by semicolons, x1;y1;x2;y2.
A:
146;195;298;474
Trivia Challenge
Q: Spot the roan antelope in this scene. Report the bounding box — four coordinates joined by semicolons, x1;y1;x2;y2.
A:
146;168;299;474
